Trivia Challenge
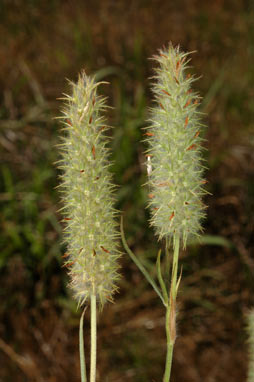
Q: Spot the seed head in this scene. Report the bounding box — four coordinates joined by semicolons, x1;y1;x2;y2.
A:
145;44;207;247
57;71;120;307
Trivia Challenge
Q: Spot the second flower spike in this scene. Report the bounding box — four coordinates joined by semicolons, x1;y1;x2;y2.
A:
145;44;207;247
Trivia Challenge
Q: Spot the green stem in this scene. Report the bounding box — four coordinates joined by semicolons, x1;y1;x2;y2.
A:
164;306;173;382
163;234;180;382
171;234;180;300
79;307;87;382
90;294;97;382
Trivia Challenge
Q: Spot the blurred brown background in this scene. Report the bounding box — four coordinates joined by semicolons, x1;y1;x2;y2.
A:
0;0;253;381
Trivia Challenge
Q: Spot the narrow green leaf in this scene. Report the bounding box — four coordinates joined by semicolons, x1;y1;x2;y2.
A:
120;216;166;307
188;234;234;249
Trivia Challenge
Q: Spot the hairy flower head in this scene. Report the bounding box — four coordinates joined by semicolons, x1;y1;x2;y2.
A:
145;44;207;247
58;71;120;307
